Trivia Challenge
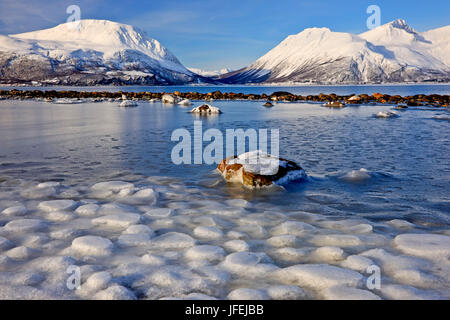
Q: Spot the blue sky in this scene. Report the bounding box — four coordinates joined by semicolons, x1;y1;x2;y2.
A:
0;0;448;70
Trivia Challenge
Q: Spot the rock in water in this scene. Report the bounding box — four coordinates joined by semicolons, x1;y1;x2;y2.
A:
376;111;398;118
162;94;177;104
324;101;346;108
190;104;222;114
178;99;192;106
119;100;138;107
263;101;274;107
217;150;306;188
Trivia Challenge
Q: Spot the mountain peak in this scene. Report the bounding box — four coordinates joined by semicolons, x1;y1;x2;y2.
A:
387;19;416;33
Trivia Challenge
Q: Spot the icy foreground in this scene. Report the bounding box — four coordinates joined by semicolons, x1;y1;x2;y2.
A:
0;176;449;300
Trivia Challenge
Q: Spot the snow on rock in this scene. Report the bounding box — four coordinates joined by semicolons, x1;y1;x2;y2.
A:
387;219;415;229
145;208;173;218
267;235;298;247
75;204;100;216
340;169;372;183
149;232;196;250
275;264;363;290
38;200;77;212
221;252;279;278
340;255;375;272
72;236;114;257
3;219;48;233
227;288;270;300
162;94;178;104
178;99;192;106
309;234;362;247
1;205;27;216
85;271;112;291
0;236;13;251
223;240;250;252
190;104;222;114
37;182;60;189
0;255;12;270
379;284;442;300
310;246;346;262
271;221;316;237
92;213;141;229
321;286;381;300
361;248;431;274
218;151;306;188
193;226;224;240
394;233;450;260
119;100;138;107
266;285;307;300
6;246;39;260
185;245;226;263
123;224;153;235
91;181;134;194
376;111;399;118
117;233;152;247
94;285;136;300
390;269;441;289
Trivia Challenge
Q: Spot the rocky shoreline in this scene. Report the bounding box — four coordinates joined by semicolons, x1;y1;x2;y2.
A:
0;89;449;107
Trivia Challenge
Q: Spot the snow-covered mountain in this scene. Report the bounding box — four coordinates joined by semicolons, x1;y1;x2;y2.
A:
188;67;233;77
218;19;450;84
0;20;208;85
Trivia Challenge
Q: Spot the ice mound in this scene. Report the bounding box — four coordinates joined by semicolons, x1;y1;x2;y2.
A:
6;246;39;260
376;111;399;118
185;245;226;263
275;264;363;290
190;104;222;114
223;240;250;252
2;205;27;216
340;168;371;182
37;182;61;188
394;233;450;260
3;219;47;233
162;94;178;104
266;285;307;300
267;235;298;248
123;224;153;235
84;271;112;291
218;151;306;188
145;208;173;218
0;236;13;251
227;288;270;300
379;284;442;300
321;286;381;300
310;246;346;262
72;236;114;257
94;285;136;300
149;232;196;250
75;204;100;216
361;248;431;274
91;181;135;197
271;221;316;237
310;234;362;247
178;99;192;106
340;255;375;272
193;226;224;239
221;252;279;278
92;213;141;229
119;100;138;107
117;233;152;247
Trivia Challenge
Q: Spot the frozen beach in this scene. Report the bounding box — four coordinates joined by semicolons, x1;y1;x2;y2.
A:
0;97;449;300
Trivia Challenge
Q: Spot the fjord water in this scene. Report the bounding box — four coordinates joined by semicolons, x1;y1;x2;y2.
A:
0;92;449;299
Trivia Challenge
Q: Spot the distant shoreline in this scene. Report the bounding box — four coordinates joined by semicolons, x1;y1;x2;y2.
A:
1;89;448;107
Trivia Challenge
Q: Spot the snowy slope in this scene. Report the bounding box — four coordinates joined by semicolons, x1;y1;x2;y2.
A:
0;20;207;85
219;19;450;84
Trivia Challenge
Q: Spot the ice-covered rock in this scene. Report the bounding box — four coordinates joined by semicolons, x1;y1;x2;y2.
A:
221;252;278;278
218;151;306;188
38;200;77;212
72;236;114;256
6;246;39;260
123;225;153;235
394;233;450;260
37;182;60;188
1;205;27;216
376;111;399;118
91;181;134;194
224;240;250;252
193;226;224;240
340;168;372;182
85;271;112;291
117;233;152;247
310;246;346;262
92;213;141;229
266;285;307;300
321;286;381;300
271;221;316;237
190;104;222;114
75;203;100;216
379;284;441;300
94;285;136;300
145;208;173;218
267;235;298;248
119;100;138;107
227;288;270;300
178;99;192;106
149;232;196;250
162;94;177;104
185;245;226;263
0;236;13;251
275;264;363;290
3;219;47;233
309;234;362;247
340;255;375;272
